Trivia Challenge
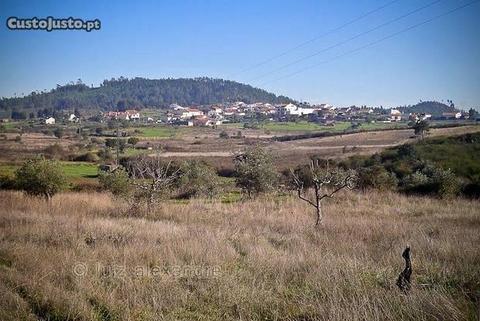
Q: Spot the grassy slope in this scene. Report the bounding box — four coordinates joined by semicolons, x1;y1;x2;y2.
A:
0;191;478;320
414;134;480;180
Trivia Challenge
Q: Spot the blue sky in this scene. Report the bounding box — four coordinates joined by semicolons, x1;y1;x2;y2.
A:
0;0;479;109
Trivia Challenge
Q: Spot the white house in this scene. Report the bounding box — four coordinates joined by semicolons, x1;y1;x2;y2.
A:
390;109;402;122
178;108;204;119
125;110;140;120
278;103;316;116
45;117;55;125
68;114;78;122
170;103;185;111
442;112;462;119
208;106;223;117
104;110;140;121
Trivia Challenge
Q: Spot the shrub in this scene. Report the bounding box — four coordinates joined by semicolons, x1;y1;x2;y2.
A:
98;168;131;197
15;158;67;199
402;171;430;194
402;165;460;198
234;146;277;197
219;131;229;139
0;174;16;190
463;179;480;199
411;120;430;139
430;167;460;198
53;128;64;138
97;148;113;161
357;166;398;191
178;160;222;198
73;152;100;162
128;137;140;146
106;138;126;152
43;143;65;159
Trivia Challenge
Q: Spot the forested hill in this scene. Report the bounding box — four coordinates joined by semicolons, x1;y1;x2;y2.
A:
396;101;458;116
0;77;293;115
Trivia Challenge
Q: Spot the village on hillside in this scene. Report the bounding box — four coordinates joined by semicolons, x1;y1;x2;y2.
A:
29;101;475;127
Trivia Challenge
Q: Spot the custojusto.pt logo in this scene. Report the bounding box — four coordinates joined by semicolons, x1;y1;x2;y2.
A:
6;16;101;32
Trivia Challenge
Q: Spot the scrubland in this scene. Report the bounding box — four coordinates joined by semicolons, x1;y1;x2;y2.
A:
0;190;479;320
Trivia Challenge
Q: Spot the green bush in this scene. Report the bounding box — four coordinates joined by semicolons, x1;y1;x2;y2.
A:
43;143;65;159
15;158;67;199
0;174;16;190
401;165;460;198
357;166;398;191
178;160;222;198
234;146;277;197
402;171;430;193
73;152;99;162
98;168;131;197
128;137;140;146
429;167;460;198
53;128;64;138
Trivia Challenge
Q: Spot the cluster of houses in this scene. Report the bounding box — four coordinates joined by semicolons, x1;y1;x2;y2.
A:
39;102;470;127
164;102;338;126
44;113;80;125
162;102;464;126
103;110;141;121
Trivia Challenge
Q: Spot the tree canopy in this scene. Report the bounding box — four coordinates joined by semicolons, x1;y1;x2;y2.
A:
0;77;294;116
15;158;67;199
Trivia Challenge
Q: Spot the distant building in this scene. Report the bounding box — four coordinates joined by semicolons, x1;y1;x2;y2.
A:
278;103;316;117
409;113;432;122
104;110;140;121
208;106;223;117
190;115;222;127
170;103;185;111
176;108;204;119
442;112;462;119
45;117;55;125
68;114;78;122
390;109;402;122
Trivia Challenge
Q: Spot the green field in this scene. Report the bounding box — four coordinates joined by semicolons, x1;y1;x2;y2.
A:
0;162;98;179
414;133;480;180
261;121;351;132
0;121;27;131
132;126;179;138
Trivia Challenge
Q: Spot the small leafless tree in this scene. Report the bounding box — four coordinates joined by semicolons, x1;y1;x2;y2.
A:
127;156;180;209
291;160;356;226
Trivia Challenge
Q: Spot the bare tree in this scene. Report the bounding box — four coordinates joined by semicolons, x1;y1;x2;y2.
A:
291;160;356;226
127;156;180;209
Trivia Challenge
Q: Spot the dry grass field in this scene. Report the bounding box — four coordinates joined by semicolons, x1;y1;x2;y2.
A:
153;125;480;170
1;190;479;320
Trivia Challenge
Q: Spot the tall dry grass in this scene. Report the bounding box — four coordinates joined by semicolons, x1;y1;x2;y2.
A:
0;190;479;320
